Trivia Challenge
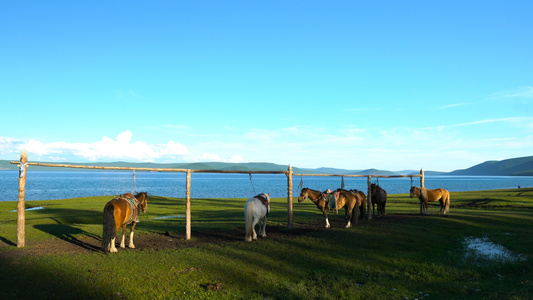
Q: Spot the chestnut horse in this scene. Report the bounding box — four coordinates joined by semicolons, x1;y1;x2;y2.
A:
409;186;450;215
102;192;148;252
298;188;361;228
370;184;387;216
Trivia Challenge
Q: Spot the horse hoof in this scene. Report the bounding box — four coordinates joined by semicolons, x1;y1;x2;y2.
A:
110;248;118;253
128;245;135;249
325;225;330;228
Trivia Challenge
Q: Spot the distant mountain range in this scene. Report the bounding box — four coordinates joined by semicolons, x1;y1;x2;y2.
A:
1;155;532;176
449;156;533;176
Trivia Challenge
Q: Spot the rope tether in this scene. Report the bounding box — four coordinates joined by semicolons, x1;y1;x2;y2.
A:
298;175;303;192
132;170;137;194
249;173;257;195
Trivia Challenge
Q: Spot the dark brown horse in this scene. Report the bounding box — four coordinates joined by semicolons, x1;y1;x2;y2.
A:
298;188;360;228
370;184;387;216
102;192;148;252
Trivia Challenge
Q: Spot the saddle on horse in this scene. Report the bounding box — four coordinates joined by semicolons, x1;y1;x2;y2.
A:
120;194;140;224
324;189;339;213
255;194;270;218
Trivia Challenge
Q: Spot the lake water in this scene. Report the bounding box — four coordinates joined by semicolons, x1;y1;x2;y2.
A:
0;170;531;201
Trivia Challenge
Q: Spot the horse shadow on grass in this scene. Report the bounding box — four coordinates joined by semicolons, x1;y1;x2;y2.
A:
34;218;102;252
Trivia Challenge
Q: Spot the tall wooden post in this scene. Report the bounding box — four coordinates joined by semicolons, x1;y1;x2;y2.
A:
366;175;372;220
17;150;28;248
186;170;191;240
287;165;293;228
420;168;425;188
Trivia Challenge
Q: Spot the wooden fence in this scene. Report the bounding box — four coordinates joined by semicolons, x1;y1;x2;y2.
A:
11;151;423;248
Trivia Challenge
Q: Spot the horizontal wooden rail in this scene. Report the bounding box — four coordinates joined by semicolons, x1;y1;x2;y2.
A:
293;173;422;178
10;162;288;175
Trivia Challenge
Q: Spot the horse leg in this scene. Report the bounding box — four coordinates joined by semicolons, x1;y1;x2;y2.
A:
120;224;127;248
322;209;330;228
252;217;259;240
109;218;123;252
260;217;267;237
343;205;352;228
438;199;444;214
419;200;424;214
128;222;137;248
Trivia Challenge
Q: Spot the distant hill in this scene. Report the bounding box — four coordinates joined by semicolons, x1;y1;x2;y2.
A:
449;156;533;176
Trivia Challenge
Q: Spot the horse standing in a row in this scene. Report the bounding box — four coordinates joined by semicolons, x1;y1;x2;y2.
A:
348;189;367;220
370;183;387;216
102;192;148;252
298;188;361;228
244;193;270;241
410;186;450;215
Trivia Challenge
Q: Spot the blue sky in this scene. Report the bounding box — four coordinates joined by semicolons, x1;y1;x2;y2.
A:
1;1;532;172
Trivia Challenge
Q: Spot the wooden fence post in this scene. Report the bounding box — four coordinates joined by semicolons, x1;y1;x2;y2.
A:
186;170;191;240
366;175;372;220
17;150;28;248
287;165;293;228
420;168;424;188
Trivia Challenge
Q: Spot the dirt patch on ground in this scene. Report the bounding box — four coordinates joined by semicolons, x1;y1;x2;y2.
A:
0;215;409;259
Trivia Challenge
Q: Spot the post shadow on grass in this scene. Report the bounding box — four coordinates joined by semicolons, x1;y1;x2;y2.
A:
34;218;101;252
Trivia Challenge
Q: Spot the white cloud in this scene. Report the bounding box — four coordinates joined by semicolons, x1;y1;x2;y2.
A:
1;131;191;162
2;119;532;172
490;86;533;100
439;103;471;109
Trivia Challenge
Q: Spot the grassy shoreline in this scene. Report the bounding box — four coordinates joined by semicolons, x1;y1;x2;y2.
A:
1;188;532;299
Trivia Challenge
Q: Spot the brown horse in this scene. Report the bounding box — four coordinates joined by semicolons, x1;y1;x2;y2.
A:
102;192;148;252
348;189;367;219
410;186;450;215
370;184;387;216
298;188;360;228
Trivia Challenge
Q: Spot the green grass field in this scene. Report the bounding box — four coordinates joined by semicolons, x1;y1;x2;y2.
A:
0;188;532;299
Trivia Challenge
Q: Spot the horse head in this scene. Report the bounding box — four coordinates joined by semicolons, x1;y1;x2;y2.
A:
298;188;309;203
136;192;148;213
409;186;418;198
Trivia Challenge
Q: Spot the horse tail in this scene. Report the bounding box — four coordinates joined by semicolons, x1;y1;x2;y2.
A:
445;190;450;213
352;194;360;225
102;203;116;251
359;191;366;220
244;201;254;242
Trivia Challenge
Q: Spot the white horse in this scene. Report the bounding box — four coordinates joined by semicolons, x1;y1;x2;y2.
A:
244;193;270;242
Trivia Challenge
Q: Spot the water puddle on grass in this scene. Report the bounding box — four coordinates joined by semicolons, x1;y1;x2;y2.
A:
153;215;186;220
464;237;527;262
10;206;45;212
